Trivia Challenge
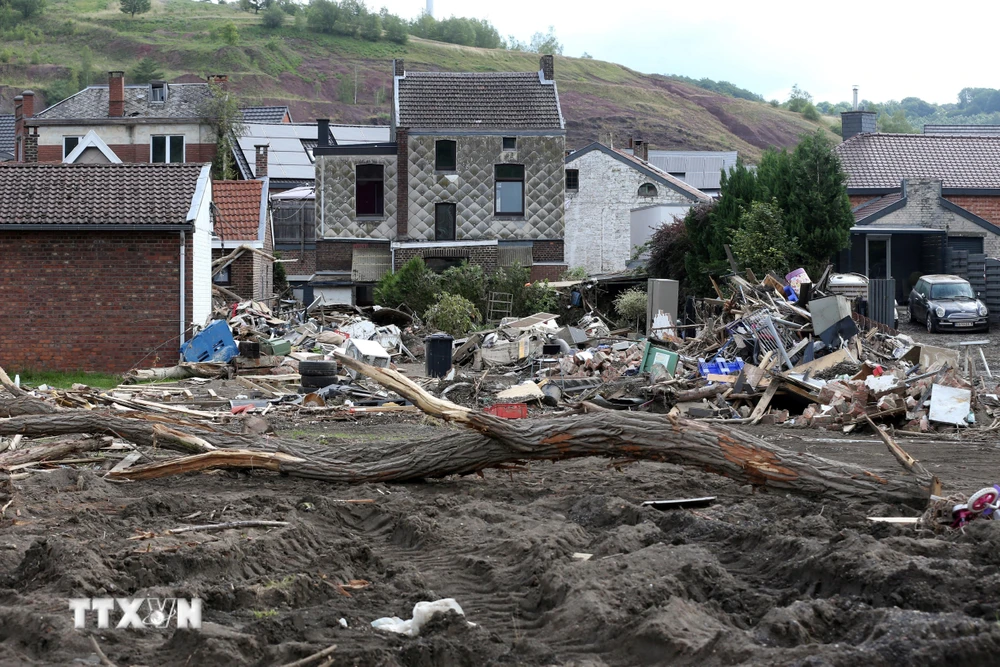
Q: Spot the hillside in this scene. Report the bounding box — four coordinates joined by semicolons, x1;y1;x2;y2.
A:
0;0;832;158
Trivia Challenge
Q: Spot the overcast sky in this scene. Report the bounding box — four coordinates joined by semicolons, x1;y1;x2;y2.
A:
370;0;991;106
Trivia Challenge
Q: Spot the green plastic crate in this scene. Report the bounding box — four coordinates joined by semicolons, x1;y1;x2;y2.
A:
639;341;679;374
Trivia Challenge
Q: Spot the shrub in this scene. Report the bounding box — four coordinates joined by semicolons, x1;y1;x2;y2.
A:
374;257;439;315
614;287;647;329
220;21;239;45
438;262;487;314
261;5;284;28
560;266;589;281
424;293;481;336
485;263;557;318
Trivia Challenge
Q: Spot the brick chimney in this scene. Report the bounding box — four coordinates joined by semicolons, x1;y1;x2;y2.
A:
633;139;648;162
13;92;34;162
254;144;268;177
393;59;405;77
21;90;34;119
24;128;38;163
540;54;554;81
108;71;125;117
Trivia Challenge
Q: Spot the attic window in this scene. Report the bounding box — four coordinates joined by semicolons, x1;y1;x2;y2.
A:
638;183;658;197
502;137;517;151
150;82;166;103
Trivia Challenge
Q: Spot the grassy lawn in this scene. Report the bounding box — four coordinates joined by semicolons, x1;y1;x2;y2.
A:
15;370;122;390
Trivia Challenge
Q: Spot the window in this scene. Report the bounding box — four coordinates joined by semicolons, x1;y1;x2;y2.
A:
435;203;456;241
150;82;166;103
424;257;465;273
566;169;579;191
151;135;184;163
63;136;81;158
435;140;456;171
502;136;517;151
638;183;658;197
495;164;525;216
213;265;231;285
356;164;385;217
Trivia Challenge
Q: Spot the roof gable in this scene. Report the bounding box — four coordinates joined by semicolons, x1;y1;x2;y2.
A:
0;163;206;228
566;142;710;201
395;71;563;131
212;180;266;241
63;130;122;164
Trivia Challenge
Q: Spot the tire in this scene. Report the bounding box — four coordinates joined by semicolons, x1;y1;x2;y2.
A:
299;360;339;376
926;313;937;334
908;306;916;324
300;374;340;389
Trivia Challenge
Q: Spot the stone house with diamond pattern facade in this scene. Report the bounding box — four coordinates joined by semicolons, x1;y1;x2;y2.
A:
312;57;566;305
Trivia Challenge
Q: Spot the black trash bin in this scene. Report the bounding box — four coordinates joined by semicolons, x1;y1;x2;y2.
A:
424;333;454;378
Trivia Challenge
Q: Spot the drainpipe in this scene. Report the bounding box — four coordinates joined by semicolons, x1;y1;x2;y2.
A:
180;231;186;348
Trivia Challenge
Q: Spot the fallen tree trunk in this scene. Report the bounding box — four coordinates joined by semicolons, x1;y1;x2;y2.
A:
0;437;104;469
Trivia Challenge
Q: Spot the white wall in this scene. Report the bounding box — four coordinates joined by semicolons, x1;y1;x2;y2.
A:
630;205;690;255
38;122;214;154
191;178;213;327
565;150;697;274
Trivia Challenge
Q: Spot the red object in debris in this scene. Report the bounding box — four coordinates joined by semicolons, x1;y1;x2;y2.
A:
484;403;528;419
231;404;253;415
872;365;884;377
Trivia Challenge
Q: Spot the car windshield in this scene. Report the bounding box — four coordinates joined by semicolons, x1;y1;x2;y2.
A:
931;282;976;299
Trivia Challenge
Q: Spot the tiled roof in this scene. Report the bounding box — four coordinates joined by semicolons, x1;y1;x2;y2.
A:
835;133;1000;190
0;163;204;227
34;84;213;120
0;114;14;154
852;192;904;222
396;71;563;130
213;180;264;241
241;106;291;124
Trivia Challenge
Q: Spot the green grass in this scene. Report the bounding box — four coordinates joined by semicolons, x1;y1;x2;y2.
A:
251;609;278;619
16;370;122;389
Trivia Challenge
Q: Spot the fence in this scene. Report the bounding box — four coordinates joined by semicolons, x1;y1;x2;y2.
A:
950;251;1000;320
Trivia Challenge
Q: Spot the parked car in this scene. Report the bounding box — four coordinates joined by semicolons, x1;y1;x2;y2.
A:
827;273;899;329
908;275;990;333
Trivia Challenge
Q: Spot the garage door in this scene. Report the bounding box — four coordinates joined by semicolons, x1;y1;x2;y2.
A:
949;236;984;255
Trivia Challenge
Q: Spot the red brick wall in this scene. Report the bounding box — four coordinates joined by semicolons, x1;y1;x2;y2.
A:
943;195;1000;226
532;240;564;263
276;248;316;275
530;264;567;282
0;231;190;373
38;142;216;164
37;145;61;162
317;240;354;271
393;245;499;271
213;249;256;300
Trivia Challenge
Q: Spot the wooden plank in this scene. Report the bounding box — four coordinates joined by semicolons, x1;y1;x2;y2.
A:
108;450;144;474
749;382;780;425
128;398;219;419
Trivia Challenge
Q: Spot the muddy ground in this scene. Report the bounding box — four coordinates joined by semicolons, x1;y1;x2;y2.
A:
2;411;1000;666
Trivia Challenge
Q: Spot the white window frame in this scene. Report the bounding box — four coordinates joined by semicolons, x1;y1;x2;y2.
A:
62;136;82;159
150;135;185;163
150;82;167;103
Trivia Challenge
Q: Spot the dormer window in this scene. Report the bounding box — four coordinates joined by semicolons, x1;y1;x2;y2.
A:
150;81;166;103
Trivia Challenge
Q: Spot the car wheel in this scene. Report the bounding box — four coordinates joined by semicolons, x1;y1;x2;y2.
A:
926;313;937;334
301;374;340;388
299;360;339;376
908;306;916;324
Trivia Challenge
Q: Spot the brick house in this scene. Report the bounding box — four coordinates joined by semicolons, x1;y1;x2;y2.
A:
12;71;220;164
835;111;1000;299
0;163;213;373
212;176;273;302
312;56;566;305
565;141;710;274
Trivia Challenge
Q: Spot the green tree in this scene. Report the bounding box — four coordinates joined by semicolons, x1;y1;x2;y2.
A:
359;10;380;41
197;82;245;180
647;210;697;292
438;262;488;315
130;56;164;84
528;25;563;54
220;21;239;45
374;257;439;314
382;11;407;44
240;0;270;13
306;0;338;33
787;83;812;113
802;102;820;121
878;108;917;133
731;201;793;277
783;130;854;274
78;46;94;87
261;4;284;28
119;0;149;18
11;0;44;19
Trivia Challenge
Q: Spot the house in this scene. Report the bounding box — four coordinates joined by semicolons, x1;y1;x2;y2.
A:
13;71;220;164
212;177;273;302
241;106;293;124
0;114;13;161
624;144;737;198
311;56;566;304
565;141;710;274
0;163;213;373
835;110;1000;300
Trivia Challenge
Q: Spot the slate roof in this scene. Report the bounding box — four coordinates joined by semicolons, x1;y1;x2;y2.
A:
0;114;14;155
835;133;1000;190
852;192;904;223
395;71;563;130
241;106;292;124
213;180;265;241
34;84;213;120
0;163;204;227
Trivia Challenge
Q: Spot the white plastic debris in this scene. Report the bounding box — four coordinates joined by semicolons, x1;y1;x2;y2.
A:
339;618;348;628
371;598;474;637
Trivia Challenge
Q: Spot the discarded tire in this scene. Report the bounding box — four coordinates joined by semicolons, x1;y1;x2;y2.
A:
301;374;339;389
299;360;339;376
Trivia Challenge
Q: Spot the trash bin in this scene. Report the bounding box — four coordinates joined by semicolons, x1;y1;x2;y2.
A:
424;333;454;378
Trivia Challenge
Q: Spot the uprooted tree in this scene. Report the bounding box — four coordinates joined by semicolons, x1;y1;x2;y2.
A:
0;361;938;508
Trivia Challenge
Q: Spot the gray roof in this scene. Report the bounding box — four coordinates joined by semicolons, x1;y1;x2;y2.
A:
234;123;390;183
923;125;1000;136
835;133;1000;191
35;83;213;120
0;163;205;227
0;114;14;155
241;106;292;124
395;71;563;130
644;150;738;191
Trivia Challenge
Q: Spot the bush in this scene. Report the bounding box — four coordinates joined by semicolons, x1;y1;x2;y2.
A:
614;287;647;329
486;263;557;318
731;200;794;277
374;257;439;315
802;102;820;121
12;0;44;19
438;262;487;315
424;293;481;336
383;12;407;43
220;21;239;45
261;5;284;28
560;266;589;281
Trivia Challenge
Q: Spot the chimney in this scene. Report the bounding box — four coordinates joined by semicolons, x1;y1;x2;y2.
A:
21;90;34;119
852;85;859;111
317;118;330;148
108;71;125;117
207;74;229;91
24;128;38;163
841;110;877;141
393;59;405;77
540;54;554;81
633;139;648;162
254;144;268;177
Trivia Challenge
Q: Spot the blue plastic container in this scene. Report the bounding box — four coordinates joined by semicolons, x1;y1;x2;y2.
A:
697;358;745;377
180;320;239;363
